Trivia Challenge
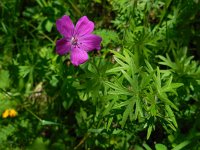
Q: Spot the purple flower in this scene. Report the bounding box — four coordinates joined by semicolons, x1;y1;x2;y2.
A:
56;15;102;66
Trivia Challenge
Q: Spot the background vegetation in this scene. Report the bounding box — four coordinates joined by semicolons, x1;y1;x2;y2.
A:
0;0;200;149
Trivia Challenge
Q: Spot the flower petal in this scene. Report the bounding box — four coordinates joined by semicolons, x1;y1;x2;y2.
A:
56;38;71;55
74;16;94;37
70;47;88;66
56;15;74;38
79;34;102;51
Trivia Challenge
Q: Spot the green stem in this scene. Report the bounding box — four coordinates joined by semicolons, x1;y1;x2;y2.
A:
0;88;12;97
74;133;90;150
28;23;55;44
25;107;42;122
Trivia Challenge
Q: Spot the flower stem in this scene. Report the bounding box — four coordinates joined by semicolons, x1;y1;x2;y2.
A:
25;107;42;122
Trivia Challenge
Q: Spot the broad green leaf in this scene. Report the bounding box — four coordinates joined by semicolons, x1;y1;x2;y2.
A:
0;125;15;144
155;143;167;150
45;20;53;32
134;145;144;150
0;70;10;89
28;137;49;150
172;140;191;150
143;143;152;150
41;120;60;126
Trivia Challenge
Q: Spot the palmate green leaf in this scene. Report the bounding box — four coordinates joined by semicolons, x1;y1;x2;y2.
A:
154;67;161;90
111;50;127;63
158;92;178;110
140;72;152;90
106;66;124;74
145;60;154;73
153;67;181;110
165;105;178;128
112;100;130;109
123;48;133;63
111;49;138;74
121;97;135;127
161;82;183;95
167;122;176;132
135;95;144;118
102;95;117;116
161;76;183;95
161;116;177;132
157;54;175;69
123;49;139;72
112;49;140;92
19;66;34;78
158;0;173;26
113;56;129;69
112;50;139;88
183;56;194;67
121;69;134;88
106;48;182;138
104;81;132;96
144;61;182;133
158;49;200;76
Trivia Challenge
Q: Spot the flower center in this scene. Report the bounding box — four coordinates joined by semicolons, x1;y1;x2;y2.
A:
71;37;78;46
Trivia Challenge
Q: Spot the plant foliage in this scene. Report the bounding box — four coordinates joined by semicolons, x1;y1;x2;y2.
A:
0;0;200;149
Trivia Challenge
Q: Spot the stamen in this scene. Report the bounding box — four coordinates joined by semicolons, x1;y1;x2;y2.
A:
71;37;78;46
